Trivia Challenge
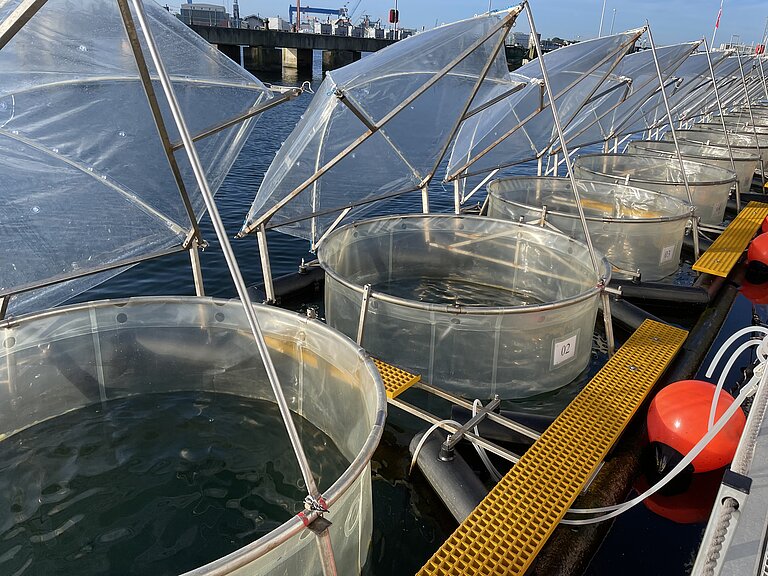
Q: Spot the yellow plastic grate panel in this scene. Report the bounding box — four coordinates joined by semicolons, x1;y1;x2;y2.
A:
373;358;420;399
418;319;688;576
693;201;768;277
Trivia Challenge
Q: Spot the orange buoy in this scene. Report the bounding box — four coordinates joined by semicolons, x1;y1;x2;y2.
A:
747;232;768;264
741;279;768;304
635;468;722;524
762;216;768;234
647;380;746;473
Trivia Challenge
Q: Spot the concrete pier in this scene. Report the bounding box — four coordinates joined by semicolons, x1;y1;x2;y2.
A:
282;47;313;73
322;50;361;71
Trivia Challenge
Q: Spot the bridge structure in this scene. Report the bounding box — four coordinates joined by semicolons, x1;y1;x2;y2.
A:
190;25;395;73
190;25;530;74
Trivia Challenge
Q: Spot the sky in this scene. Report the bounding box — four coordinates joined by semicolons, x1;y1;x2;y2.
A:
193;0;768;48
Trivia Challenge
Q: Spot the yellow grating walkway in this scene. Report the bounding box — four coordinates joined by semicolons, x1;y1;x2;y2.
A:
418;319;688;576
373;358;420;399
692;201;768;277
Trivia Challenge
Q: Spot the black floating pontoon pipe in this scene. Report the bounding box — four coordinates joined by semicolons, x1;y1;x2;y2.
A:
247;266;325;304
610;281;711;306
607;296;664;331
409;430;488;523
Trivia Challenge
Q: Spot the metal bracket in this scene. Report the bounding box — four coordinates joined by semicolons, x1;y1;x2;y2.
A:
440;396;501;460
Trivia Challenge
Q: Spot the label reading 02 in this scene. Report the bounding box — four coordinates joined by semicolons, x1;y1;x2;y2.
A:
553;332;578;367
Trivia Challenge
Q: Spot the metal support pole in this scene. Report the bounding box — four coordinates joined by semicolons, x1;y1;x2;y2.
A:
704;37;740;210
356;284;372;345
123;3;336;572
647;23;700;260
0;0;48;51
735;50;767;187
598;0;607;37
0;296;8;321
600;291;615;356
526;2;614;355
759;57;768;100
421;184;430;213
454;180;462;214
116;0;203;248
189;240;205;297
527;5;600;277
257;224;276;303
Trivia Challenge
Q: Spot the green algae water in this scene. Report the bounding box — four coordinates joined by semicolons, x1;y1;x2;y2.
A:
0;391;350;576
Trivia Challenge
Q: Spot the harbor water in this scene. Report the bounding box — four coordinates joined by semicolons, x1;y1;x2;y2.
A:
60;59;757;574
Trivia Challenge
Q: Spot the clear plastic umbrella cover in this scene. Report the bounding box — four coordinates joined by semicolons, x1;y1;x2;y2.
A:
565;42;699;149
573;153;736;225
241;9;522;246
486;176;691;281
0;0;272;315
445;30;644;182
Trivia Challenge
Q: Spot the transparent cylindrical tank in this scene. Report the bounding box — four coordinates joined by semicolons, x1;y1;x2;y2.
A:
672;128;768;167
0;297;386;576
716;114;768;127
627;139;759;199
696;122;768;135
573;153;736;225
486;176;691;281
317;214;610;399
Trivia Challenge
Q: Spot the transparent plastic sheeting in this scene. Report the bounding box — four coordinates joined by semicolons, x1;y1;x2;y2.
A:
486;177;690;281
317;215;609;399
573;153;736;225
564;43;699;150
0;297;386;576
242;11;519;245
0;0;272;315
628;139;759;198
619;51;728;137
671;129;768;166
665;54;743;125
446;29;643;182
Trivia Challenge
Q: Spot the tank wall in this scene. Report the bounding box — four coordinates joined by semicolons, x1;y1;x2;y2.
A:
572;160;730;225
627;141;758;198
325;275;599;398
0;298;383;576
226;469;371;576
487;197;684;280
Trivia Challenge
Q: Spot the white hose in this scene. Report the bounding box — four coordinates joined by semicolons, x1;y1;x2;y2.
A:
704;326;768;432
563;372;762;524
472;400;503;482
705;326;768;379
707;339;759;431
562;364;767;525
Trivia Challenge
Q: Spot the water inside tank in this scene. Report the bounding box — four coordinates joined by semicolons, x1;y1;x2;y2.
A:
0;391;349;576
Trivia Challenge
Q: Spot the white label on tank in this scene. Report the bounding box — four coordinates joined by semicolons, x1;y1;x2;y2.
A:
713;201;724;219
553;333;578;367
659;244;676;265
